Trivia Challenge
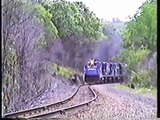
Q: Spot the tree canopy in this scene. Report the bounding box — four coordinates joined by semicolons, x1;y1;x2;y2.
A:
123;0;157;52
121;0;157;88
37;0;104;40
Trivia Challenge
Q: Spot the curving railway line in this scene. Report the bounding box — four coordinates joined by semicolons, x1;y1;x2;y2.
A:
3;85;97;119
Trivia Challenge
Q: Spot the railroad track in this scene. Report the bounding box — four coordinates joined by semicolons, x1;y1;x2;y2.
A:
3;85;97;119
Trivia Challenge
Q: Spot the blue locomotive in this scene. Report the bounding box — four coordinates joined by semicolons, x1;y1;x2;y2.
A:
83;59;102;84
83;59;124;84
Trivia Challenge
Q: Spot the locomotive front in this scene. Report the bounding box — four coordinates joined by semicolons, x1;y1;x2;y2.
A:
83;59;102;84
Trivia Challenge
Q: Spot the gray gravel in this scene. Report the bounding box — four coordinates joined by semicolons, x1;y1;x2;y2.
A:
49;85;93;118
92;84;157;120
26;77;77;109
100;84;157;108
57;84;157;120
25;81;157;120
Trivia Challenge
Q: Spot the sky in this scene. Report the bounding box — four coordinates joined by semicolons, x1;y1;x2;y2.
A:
66;0;146;21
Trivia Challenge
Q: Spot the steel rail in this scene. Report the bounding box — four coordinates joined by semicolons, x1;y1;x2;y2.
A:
3;85;86;118
29;85;97;118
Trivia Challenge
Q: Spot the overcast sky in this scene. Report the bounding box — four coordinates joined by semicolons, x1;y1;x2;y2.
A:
66;0;146;21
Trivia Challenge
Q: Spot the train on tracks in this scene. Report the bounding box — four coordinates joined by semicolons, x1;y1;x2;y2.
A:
83;58;126;84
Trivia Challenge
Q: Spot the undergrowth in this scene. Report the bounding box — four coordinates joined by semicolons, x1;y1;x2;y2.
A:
49;63;82;79
116;84;157;96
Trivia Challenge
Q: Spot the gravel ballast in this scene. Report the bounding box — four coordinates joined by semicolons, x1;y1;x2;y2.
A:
58;84;157;120
25;77;77;109
24;81;157;120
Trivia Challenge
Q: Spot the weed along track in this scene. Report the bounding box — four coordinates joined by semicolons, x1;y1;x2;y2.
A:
3;85;97;119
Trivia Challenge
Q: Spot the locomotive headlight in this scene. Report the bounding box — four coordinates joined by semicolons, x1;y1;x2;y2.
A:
90;60;94;65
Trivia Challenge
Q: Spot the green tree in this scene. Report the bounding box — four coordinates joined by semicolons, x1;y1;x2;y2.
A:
123;0;157;52
41;0;104;40
121;0;157;88
38;0;106;70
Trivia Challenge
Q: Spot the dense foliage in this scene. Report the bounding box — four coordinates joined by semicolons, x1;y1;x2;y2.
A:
35;0;107;70
123;0;157;52
121;0;157;88
37;0;104;41
121;49;150;71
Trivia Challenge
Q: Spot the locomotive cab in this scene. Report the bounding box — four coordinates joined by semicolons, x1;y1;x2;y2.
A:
84;59;101;84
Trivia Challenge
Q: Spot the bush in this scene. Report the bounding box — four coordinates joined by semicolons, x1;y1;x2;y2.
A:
58;67;73;79
121;49;150;71
130;70;151;88
49;63;82;80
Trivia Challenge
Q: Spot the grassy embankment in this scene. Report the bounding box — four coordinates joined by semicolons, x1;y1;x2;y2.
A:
116;84;157;96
